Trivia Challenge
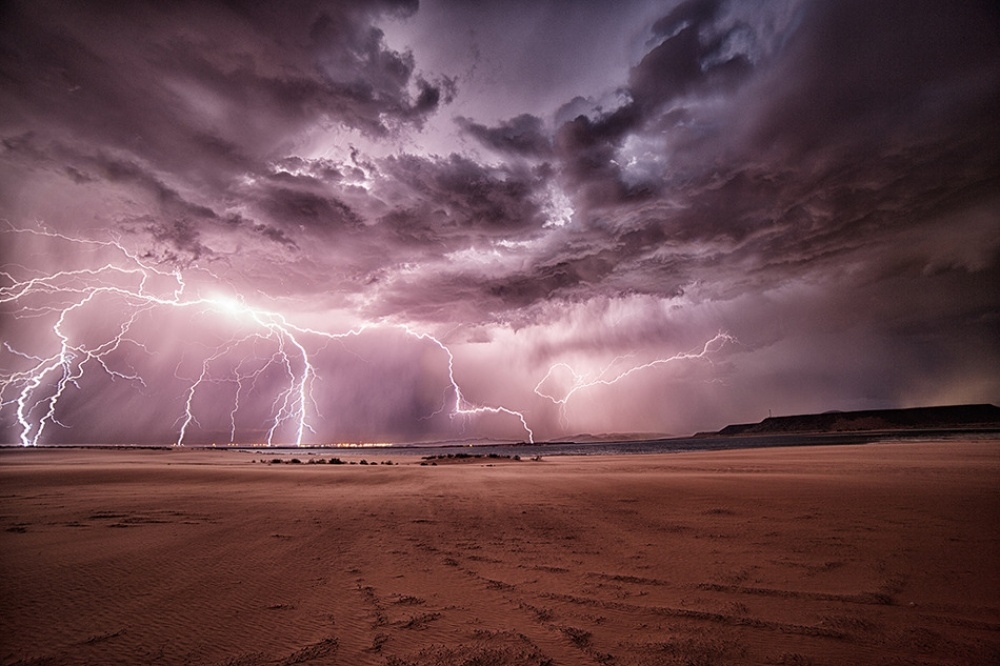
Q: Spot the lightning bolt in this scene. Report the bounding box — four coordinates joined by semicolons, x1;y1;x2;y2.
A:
533;331;737;425
400;325;534;442
1;223;534;446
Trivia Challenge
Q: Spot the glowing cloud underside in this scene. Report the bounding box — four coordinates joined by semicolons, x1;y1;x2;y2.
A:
0;224;735;446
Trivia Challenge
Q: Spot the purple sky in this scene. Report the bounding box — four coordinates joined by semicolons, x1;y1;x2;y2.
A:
2;0;999;445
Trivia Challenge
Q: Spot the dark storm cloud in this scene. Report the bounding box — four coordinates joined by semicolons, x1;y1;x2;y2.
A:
485;250;623;308
0;0;452;218
1;132;223;261
389;0;999;345
456;114;553;157
0;0;447;137
542;0;999;290
378;153;549;238
630;0;746;111
144;218;212;264
708;1;996;263
2;133;215;220
260;187;364;231
553;105;646;207
223;212;299;250
3;0;996;321
339;153;561;320
550;0;757;209
0;0;462;280
748;0;1000;157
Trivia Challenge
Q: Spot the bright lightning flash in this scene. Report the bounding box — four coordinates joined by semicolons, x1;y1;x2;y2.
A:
0;224;534;446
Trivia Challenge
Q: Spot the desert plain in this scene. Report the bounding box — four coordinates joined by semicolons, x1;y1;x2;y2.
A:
1;439;998;665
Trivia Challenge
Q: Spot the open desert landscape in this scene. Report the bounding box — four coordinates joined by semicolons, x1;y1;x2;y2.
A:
2;439;998;665
4;2;1000;663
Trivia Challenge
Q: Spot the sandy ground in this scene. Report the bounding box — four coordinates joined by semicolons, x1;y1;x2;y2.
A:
1;440;998;666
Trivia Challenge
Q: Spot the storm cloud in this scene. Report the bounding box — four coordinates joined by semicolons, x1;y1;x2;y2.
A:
2;0;998;444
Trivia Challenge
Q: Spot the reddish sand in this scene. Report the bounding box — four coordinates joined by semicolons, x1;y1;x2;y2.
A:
2;440;998;665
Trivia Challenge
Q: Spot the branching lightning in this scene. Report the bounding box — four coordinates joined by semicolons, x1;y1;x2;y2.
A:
0;224;534;446
533;331;737;424
402;325;534;442
3;223;735;447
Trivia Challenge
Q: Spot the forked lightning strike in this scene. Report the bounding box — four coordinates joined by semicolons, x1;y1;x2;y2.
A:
0;224;534;446
402;325;534;442
3;224;734;447
533;331;737;423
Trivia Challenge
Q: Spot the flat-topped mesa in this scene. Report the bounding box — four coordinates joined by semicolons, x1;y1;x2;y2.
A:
716;404;1000;436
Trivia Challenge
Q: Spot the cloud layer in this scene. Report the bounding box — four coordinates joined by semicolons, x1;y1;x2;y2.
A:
2;0;998;444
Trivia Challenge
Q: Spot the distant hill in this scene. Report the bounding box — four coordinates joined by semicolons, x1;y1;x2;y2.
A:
557;432;675;444
711;404;1000;436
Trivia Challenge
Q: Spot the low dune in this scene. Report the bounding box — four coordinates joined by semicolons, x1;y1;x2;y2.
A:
2;440;998;665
